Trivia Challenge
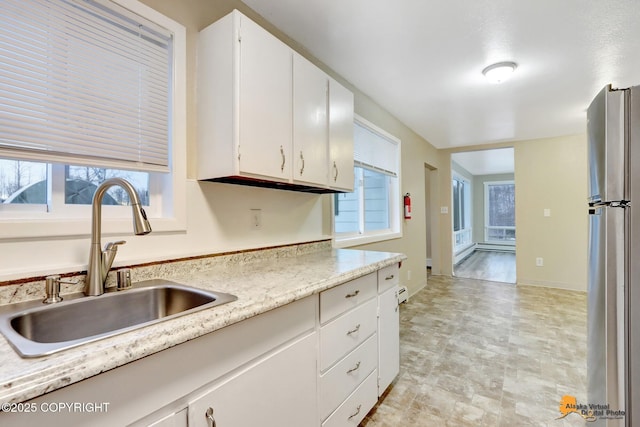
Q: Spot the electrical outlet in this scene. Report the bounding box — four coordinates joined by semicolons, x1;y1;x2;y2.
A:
250;209;262;229
536;257;544;267
407;270;412;280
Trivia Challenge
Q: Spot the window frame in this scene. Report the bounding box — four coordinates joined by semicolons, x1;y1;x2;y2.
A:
0;0;186;240
483;180;516;244
333;115;401;248
452;172;472;252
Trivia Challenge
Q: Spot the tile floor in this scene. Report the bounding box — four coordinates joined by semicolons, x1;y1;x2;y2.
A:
361;274;588;427
454;251;517;284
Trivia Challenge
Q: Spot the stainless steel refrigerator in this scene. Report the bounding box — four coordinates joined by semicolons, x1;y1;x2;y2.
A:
587;84;640;427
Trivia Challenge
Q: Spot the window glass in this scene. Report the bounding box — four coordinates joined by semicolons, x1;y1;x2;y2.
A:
0;159;48;204
65;166;149;206
363;168;389;231
485;182;516;242
0;159;150;207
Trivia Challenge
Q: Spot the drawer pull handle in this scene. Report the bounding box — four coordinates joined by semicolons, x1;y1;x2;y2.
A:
346;324;361;335
345;290;360;298
347;361;361;374
348;404;362;420
206;407;217;427
385;274;395;280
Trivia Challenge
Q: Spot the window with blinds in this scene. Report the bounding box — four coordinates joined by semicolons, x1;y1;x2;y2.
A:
334;117;401;245
0;0;173;172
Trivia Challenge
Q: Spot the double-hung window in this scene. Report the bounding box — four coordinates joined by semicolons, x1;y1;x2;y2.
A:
0;0;186;238
334;116;401;247
484;181;516;243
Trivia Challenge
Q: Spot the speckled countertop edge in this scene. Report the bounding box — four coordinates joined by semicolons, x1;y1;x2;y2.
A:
0;247;406;404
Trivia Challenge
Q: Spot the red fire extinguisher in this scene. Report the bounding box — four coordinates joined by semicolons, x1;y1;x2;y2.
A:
404;193;412;219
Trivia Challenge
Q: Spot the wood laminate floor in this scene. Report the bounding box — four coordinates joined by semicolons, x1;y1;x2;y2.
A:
360;274;587;427
454;250;516;284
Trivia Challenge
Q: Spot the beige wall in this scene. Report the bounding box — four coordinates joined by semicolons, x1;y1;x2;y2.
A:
440;134;588;291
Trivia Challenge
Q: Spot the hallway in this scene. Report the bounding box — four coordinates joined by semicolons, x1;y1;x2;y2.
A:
361;274;587;426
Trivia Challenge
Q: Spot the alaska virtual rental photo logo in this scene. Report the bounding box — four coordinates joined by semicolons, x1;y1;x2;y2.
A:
556;395;625;422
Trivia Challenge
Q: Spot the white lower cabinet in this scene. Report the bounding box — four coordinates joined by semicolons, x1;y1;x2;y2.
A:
146;409;188;427
188;332;317;427
321;370;378;427
320;334;377;419
378;263;400;396
318;273;380;426
378;285;400;395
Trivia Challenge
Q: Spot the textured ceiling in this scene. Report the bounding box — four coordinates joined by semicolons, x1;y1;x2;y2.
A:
242;0;640;150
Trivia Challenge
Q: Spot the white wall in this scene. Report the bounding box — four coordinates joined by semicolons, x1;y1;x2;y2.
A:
0;181;327;281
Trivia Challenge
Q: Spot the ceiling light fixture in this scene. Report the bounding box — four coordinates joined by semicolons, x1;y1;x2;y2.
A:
482;61;517;84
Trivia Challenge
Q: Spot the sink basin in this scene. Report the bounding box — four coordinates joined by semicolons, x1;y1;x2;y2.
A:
0;279;237;358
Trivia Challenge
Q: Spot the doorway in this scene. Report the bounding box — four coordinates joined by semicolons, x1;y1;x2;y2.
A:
424;163;438;277
450;148;516;284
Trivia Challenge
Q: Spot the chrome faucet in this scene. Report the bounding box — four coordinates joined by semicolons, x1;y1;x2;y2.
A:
84;178;152;296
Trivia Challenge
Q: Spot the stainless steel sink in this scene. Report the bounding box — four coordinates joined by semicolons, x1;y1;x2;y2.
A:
0;279;237;358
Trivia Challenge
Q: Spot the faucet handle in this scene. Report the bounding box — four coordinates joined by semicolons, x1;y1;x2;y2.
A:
102;240;126;275
43;275;77;304
104;240;126;251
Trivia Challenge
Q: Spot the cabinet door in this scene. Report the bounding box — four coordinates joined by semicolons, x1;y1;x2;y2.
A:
378;285;400;395
328;78;354;191
293;53;328;186
188;333;317;427
147;408;188;427
238;15;292;181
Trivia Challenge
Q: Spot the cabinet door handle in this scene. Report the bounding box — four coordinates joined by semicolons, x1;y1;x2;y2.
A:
346;361;361;374
206;407;217;427
348;404;362;420
333;161;338;182
345;290;360;298
280;145;286;172
346;324;361;335
299;151;305;175
385;274;395;280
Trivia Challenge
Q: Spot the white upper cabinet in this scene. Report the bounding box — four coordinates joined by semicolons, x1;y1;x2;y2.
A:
197;10;353;192
197;10;292;183
237;15;292;181
329;77;354;191
293;53;329;186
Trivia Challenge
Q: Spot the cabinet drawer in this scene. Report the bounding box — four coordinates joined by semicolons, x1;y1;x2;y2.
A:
321;369;378;427
320;273;376;324
320;333;377;420
320;297;377;371
377;263;399;293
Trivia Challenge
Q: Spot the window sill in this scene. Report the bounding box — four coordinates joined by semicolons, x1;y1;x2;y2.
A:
0;215;186;241
333;231;402;249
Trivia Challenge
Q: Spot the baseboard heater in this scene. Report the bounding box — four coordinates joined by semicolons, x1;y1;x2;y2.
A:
398;286;408;304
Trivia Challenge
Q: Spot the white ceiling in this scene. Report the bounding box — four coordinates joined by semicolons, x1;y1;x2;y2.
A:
242;0;640;150
452;148;514;175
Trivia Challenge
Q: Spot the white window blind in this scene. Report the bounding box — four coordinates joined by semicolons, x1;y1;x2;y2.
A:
0;0;173;172
353;120;399;176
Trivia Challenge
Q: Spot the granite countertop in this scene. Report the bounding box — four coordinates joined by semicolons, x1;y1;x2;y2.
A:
0;247;405;404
